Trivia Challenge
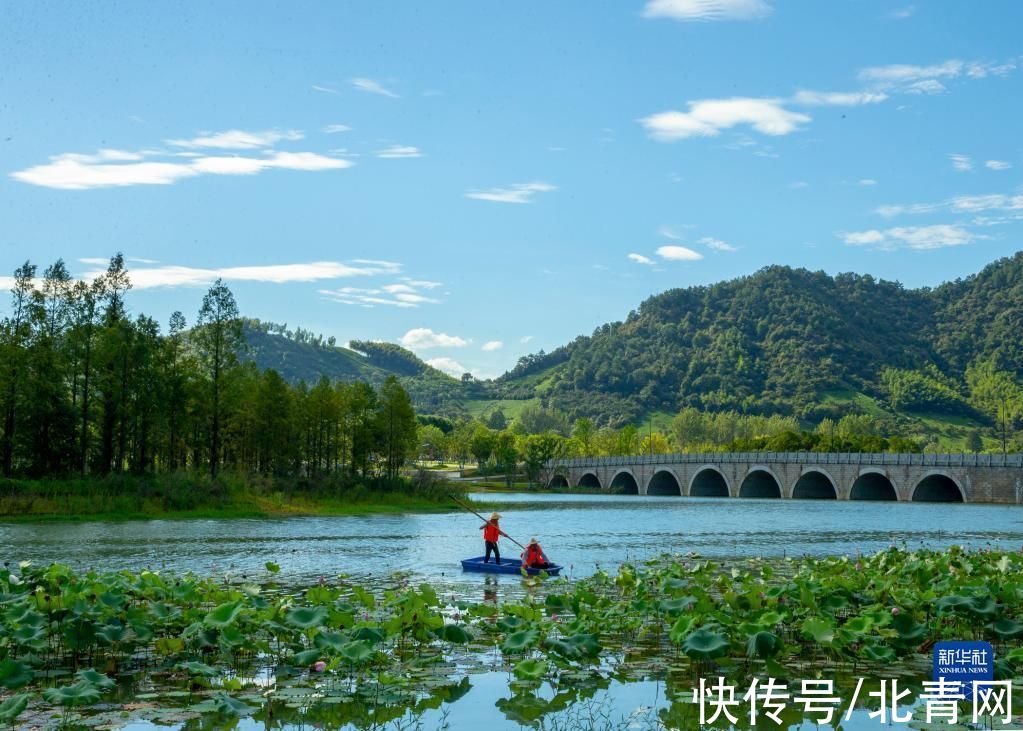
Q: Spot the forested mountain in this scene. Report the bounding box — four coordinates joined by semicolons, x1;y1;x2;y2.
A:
242;322;467;417
489;251;1023;425
244;251;1023;428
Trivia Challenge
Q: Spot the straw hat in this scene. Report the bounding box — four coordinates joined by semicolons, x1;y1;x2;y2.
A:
489;512;501;520
528;537;538;545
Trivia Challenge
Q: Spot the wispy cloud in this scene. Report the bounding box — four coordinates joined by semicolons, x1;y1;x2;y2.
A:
859;179;878;186
985;159;1011;171
351;77;399;98
464;182;557;204
75;259;401;290
312;85;339;94
656;245;704;261
700;236;737;252
791;90;888;106
949;153;973;172
481;340;503;351
319;278;441;309
640;98;810;141
425;357;468;378
11;128;352;190
400;328;467;349
167;129;303;149
886;6;915;19
858;58;1016;95
875;192;1023;218
840;224;979;250
628;253;656;266
323;124;351;134
642;0;771;22
375;145;422;159
520;335;534;344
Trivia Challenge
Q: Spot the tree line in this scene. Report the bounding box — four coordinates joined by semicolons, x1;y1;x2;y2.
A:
0;255;419;482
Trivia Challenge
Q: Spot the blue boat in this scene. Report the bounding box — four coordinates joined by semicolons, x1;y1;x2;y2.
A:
460;555;563;576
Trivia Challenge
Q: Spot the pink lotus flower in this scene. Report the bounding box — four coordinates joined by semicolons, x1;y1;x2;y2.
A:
319;576;326;586
855;562;862;571
891;607;900;615
312;661;326;673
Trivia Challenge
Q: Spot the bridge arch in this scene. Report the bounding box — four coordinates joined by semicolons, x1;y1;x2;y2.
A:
576;472;601;489
609;470;639;495
739;467;782;499
688;466;731;497
646;470;682;496
792;469;838;500
547;474;569;488
851;470;898;501
912;471;965;503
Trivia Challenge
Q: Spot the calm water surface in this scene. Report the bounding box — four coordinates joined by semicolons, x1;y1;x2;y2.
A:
6;494;1020;730
3;493;1022;581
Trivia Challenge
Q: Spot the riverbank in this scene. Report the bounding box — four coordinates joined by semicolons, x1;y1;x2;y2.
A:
0;473;468;522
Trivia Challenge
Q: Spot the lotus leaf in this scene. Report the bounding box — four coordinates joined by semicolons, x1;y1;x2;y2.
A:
435;624;473;644
988;618;1023;639
681;628;729;659
513;657;549;680
0;659;34;690
501;629;540;654
43;680;102;707
801;618;835;645
204;601;243;628
0;694;29;724
340;639;374;664
285;605;328;630
75;668;115;690
746;631;782;659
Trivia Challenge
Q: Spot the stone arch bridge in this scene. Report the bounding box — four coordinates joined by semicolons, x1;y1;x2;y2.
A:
548;452;1023;504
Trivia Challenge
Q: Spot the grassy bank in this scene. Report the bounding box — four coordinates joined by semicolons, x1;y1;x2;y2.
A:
0;472;466;522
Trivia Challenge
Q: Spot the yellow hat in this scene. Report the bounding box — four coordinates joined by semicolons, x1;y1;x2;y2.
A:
528;537;538;545
489;512;501;520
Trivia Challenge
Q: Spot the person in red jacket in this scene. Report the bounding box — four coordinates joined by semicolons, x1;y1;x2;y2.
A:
480;512;503;564
521;537;550;569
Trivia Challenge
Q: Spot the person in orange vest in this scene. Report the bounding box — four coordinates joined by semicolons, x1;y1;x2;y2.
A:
480;512;503;564
521;537;550;570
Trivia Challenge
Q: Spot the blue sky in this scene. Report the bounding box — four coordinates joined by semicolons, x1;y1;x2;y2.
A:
2;0;1021;378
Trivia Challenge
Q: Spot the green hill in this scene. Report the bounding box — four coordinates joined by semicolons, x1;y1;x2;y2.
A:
242;322;467;417
245;252;1023;431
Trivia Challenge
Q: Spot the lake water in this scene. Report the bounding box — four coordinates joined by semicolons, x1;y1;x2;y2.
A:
7;493;1022;730
3;493;1023;582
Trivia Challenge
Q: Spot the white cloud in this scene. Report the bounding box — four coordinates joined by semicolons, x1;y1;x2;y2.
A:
985;160;1011;170
167;129;303;149
858;60;964;89
79;260;401;290
886;6;915;19
876;193;1023;218
840;224;978;250
520;335;534;344
312;85;339;94
399;328;467;350
657;225;686;240
628;253;656;266
656;245;704;261
642;0;771;22
481;340;504;351
700;236;737;252
791;90;888;106
425;357;468;378
12;139;352;190
323;124;351;134
640;98;810;141
859;179;878;186
465;182;557;204
949;153;973;172
375;145;423;159
351;77;398;98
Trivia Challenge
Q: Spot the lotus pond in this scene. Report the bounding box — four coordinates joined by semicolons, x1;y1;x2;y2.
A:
3;545;1023;729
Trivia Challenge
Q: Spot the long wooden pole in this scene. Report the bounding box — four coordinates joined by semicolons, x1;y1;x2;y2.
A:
450;495;527;550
